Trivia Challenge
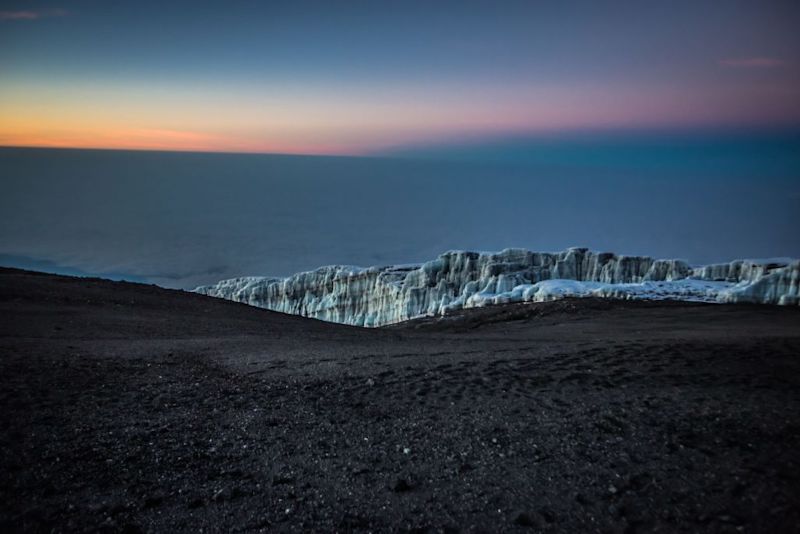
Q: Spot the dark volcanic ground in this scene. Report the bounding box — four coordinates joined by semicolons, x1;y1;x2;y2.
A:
1;268;800;533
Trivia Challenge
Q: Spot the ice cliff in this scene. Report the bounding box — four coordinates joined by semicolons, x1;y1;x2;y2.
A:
194;248;800;327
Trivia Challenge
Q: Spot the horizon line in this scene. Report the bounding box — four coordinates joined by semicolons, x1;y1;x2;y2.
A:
0;143;361;159
2;124;799;159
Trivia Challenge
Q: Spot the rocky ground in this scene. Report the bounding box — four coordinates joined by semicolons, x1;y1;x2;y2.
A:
1;267;800;532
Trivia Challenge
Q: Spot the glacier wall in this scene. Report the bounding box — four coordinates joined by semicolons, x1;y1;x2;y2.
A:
194;248;800;327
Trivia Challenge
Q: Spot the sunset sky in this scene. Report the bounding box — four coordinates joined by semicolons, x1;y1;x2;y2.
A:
1;0;799;155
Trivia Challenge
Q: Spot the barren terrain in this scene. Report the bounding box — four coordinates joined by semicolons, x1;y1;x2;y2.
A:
1;268;799;532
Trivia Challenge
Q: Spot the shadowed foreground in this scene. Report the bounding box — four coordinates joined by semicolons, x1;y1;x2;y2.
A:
1;268;799;532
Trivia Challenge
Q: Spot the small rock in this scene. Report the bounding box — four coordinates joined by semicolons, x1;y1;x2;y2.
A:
392;479;412;492
574;492;591;505
717;514;743;525
119;522;144;534
142;496;163;509
272;476;295;486
513;512;535;527
539;507;556;524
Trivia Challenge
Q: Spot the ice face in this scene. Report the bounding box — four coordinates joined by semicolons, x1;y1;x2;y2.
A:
194;248;800;327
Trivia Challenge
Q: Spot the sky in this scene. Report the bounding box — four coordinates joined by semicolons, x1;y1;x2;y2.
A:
1;0;799;155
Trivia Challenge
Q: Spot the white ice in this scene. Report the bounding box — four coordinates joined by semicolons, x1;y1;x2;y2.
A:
195;248;799;327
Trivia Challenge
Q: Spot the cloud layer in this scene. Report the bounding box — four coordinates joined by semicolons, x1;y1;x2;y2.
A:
0;8;66;21
719;57;786;68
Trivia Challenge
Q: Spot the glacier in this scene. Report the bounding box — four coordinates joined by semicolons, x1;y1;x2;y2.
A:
194;248;800;327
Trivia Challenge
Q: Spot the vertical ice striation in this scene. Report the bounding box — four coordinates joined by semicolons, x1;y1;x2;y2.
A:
195;247;800;326
714;260;800;306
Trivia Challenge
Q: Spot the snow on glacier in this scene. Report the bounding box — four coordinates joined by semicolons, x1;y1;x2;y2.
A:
194;248;800;327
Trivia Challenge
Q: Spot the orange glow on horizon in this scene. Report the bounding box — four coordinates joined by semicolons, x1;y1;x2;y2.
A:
0;126;365;156
2;77;799;156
